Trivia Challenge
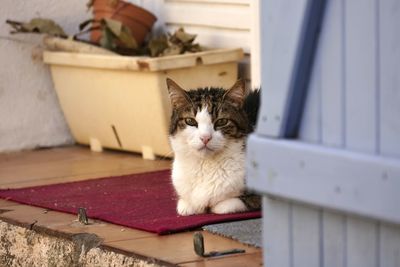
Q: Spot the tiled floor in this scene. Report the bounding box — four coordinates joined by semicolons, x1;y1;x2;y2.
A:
0;146;262;266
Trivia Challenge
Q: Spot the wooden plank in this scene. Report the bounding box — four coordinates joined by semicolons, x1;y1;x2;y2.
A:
322;211;346;267
256;0;309;137
0;147;171;189
262;197;291;267
346;217;378;267
180;252;262;267
378;0;400;157
292;204;320;267
298;45;321;143
1;169;166;189
320;0;345;147
344;0;378;154
0;203;156;242
249;0;261;88
163;1;251;30
0;146;92;168
256;0;326;138
0;146;171;188
246;137;400;224
283;0;326;138
0;199;19;208
105;231;259;265
380;223;400;267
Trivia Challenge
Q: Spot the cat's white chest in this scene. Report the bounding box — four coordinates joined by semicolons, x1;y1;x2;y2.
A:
171;141;245;208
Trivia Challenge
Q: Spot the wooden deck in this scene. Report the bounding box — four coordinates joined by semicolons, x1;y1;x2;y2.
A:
0;146;262;266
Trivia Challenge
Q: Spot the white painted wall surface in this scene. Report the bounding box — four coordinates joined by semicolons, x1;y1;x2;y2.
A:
0;1;92;152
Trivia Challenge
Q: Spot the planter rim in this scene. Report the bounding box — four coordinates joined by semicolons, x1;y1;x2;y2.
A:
43;48;244;72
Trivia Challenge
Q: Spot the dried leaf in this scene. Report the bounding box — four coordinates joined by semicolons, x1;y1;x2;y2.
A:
103;18;122;37
6;14;202;57
97;19;137;50
118;26;138;49
99;27;116;50
161;45;182;57
148;35;168;57
25;18;66;36
6;18;67;37
174;28;196;43
186;43;202;53
79;19;95;31
146;28;202;57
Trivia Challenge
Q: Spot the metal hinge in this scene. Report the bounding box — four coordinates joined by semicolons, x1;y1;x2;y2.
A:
193;231;245;257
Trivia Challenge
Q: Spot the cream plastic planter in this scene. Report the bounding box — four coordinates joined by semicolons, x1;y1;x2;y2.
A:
44;48;243;159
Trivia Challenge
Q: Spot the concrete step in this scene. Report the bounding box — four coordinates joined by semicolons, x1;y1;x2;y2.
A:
0;219;169;267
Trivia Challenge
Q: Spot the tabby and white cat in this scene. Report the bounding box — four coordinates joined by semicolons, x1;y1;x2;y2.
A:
166;78;260;216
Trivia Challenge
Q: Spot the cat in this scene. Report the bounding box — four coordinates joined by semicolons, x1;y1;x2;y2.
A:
166;78;260;216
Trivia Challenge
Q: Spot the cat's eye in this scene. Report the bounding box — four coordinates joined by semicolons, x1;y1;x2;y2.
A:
215;118;229;127
184;118;198;127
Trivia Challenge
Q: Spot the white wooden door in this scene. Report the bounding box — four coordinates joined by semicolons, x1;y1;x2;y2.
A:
246;0;400;266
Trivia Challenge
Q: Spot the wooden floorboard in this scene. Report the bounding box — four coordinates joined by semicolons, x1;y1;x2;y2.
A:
0;146;263;266
0;201;155;243
0;146;171;189
105;231;259;265
181;253;263;267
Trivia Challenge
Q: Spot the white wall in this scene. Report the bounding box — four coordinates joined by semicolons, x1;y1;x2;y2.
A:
0;0;91;152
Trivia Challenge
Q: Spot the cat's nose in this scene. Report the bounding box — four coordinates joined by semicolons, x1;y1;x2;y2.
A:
200;135;212;145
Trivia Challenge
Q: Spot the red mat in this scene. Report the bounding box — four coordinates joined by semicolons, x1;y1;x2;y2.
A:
0;170;261;234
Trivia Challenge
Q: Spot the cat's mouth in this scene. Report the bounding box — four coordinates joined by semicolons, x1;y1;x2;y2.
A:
198;145;214;152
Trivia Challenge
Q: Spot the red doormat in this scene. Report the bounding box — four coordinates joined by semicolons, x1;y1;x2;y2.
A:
0;170;261;234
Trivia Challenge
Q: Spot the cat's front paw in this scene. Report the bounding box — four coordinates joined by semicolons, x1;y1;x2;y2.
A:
211;198;247;214
177;199;204;216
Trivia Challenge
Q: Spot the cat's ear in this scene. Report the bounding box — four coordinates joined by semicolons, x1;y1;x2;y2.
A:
166;78;191;109
223;79;247;107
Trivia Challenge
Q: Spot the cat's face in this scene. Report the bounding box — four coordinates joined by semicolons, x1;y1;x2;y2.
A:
166;79;250;157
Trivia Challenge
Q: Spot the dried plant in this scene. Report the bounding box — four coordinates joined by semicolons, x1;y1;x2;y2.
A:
5;17;202;57
6;18;67;38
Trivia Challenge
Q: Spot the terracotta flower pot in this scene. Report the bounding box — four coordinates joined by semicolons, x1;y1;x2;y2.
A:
91;0;157;46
